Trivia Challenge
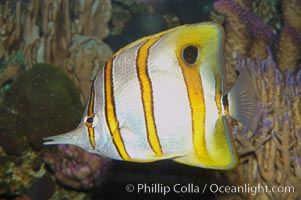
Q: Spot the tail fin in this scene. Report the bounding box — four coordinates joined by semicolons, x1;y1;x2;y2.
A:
228;65;261;133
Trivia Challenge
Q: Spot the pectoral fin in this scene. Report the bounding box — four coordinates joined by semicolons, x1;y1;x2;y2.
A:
228;64;261;133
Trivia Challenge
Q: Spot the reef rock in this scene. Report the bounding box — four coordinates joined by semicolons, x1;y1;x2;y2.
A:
0;63;83;155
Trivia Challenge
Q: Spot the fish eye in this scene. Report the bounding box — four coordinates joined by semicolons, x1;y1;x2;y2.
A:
85;115;99;128
182;45;198;65
86;117;94;123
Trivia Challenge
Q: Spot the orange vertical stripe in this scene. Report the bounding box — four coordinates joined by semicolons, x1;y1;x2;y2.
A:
104;58;131;160
136;38;163;156
86;84;96;149
177;58;206;161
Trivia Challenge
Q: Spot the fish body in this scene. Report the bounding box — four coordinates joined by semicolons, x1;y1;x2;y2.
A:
44;22;260;169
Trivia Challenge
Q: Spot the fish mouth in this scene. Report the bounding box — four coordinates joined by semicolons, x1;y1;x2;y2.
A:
43;134;68;145
43;124;86;146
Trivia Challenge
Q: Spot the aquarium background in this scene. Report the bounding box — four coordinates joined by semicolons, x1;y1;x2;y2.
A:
0;0;300;200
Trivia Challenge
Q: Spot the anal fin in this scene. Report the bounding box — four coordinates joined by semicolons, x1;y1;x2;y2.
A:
173;116;238;169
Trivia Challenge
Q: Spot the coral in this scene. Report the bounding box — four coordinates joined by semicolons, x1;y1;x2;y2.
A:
0;51;25;104
0;1;23;58
214;0;301;74
75;0;112;40
213;0;275;88
0;0;112;68
213;0;251;87
246;14;275;60
219;52;301;199
277;25;301;72
64;35;113;103
0;0;112;104
275;0;301;73
0;63;83;154
209;2;301;194
0;107;29;155
44;144;111;190
0;150;47;197
0;147;89;199
282;0;301;31
251;0;281;30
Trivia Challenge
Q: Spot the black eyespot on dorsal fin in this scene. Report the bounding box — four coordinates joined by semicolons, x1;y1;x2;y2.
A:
182;46;198;65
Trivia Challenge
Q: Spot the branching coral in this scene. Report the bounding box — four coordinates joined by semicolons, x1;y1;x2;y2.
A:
213;0;301;199
213;0;275;88
213;0;300;86
220;52;301;200
277;25;301;72
282;0;301;31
